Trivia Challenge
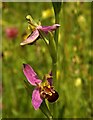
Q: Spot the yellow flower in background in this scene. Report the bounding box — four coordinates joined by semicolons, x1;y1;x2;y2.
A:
72;55;81;64
58;32;61;43
4;50;12;59
56;70;60;80
77;15;87;31
75;78;82;87
73;46;77;52
42;8;54;19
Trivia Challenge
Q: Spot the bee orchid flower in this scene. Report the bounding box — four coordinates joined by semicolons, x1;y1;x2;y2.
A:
20;15;60;46
23;64;59;110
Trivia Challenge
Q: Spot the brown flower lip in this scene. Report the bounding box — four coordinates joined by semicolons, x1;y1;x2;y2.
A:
40;86;59;103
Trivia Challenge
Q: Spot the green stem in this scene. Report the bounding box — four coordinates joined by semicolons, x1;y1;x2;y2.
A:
39;30;49;45
38;8;61;116
52;2;61;49
52;62;58;118
52;2;62;118
53;13;59;119
53;13;59;87
40;100;53;120
48;32;58;118
39;30;57;117
54;13;60;49
52;62;57;83
52;2;61;81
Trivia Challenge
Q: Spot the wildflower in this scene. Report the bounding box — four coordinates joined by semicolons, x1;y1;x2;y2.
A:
77;15;87;31
20;15;60;46
75;77;82;87
42;8;53;19
23;64;59;110
5;27;18;39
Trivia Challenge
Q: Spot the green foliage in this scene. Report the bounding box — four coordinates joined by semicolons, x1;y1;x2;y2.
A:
2;2;92;118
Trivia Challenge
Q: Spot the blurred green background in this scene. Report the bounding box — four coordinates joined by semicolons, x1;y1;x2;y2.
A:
2;2;92;118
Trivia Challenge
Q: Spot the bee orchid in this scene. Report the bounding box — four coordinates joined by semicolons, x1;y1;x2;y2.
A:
23;64;59;110
20;15;60;46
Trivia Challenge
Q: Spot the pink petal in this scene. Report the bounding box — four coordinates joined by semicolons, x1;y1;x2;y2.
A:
20;29;39;45
37;24;60;33
32;88;43;110
23;64;42;86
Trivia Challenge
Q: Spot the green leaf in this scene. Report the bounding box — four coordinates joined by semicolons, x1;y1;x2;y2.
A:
52;2;62;15
48;32;57;64
40;100;53;120
24;80;34;97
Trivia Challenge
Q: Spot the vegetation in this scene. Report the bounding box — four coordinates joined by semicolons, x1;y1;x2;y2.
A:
2;2;92;118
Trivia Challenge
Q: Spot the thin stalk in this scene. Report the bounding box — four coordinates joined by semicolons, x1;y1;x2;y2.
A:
52;61;57;118
39;16;60;117
48;32;58;118
54;13;60;49
52;1;61;86
39;30;57;117
52;2;62;118
40;100;53;120
54;12;59;91
51;61;58;118
39;30;49;46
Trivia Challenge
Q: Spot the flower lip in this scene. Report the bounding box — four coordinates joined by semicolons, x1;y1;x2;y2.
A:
40;85;59;103
47;90;59;102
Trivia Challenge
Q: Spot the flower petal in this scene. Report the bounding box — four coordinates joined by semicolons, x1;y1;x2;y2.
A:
23;64;42;86
20;29;39;45
38;24;60;33
47;71;53;86
32;88;43;110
